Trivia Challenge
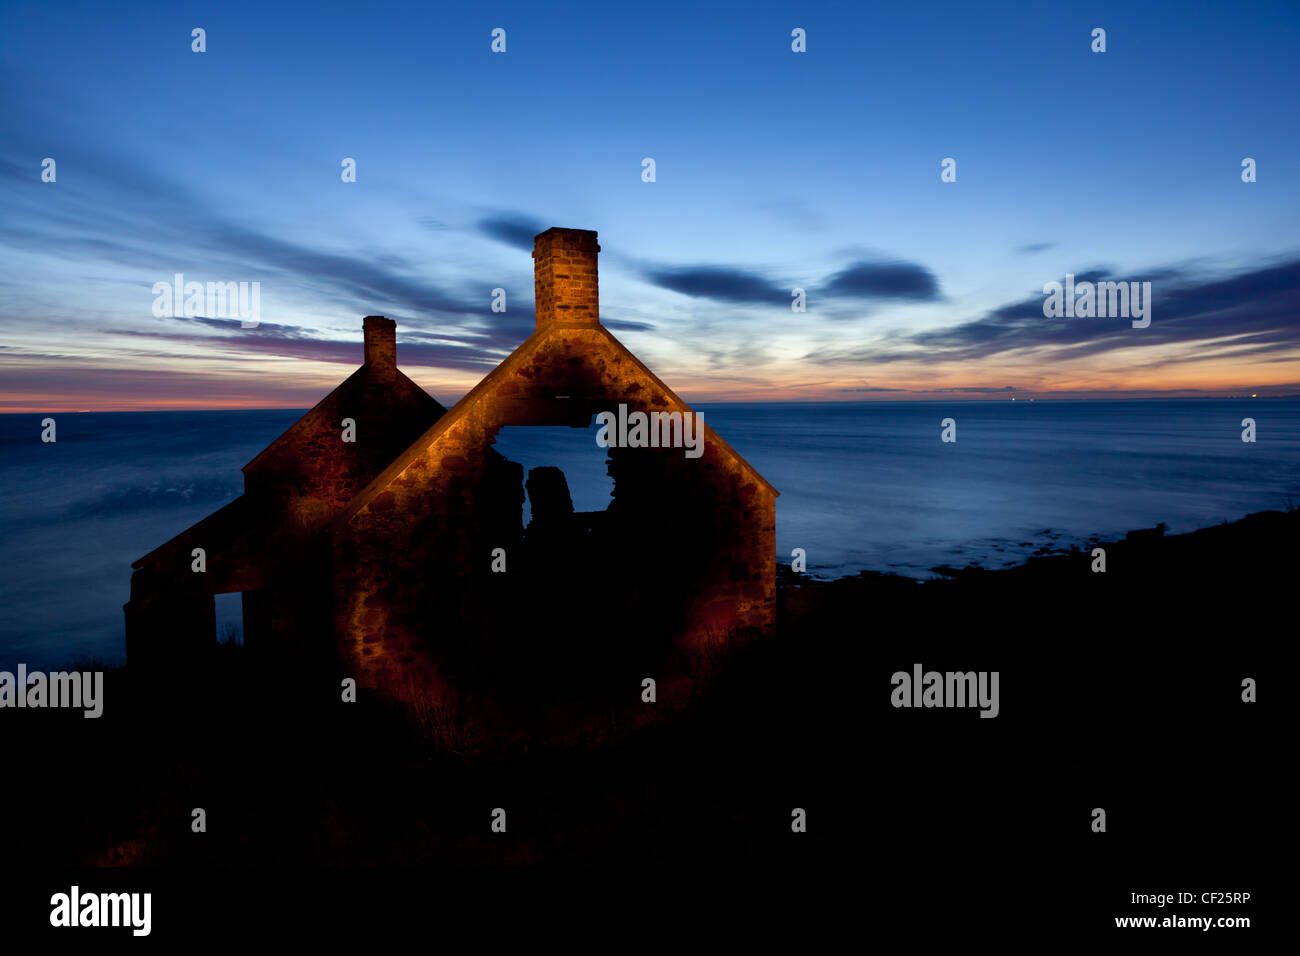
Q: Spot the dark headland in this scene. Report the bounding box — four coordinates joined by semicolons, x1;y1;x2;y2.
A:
5;508;1289;883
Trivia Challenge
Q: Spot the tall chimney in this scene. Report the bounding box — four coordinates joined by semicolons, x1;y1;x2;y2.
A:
363;315;396;375
533;228;600;330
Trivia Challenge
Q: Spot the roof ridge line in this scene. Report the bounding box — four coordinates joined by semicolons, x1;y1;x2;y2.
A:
332;328;549;528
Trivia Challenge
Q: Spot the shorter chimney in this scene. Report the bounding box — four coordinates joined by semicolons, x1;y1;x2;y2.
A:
363;315;397;372
533;228;600;330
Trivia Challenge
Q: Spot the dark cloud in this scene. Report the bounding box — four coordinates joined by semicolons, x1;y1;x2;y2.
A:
805;258;1300;366
640;254;943;308
477;214;548;251
837;386;907;392
602;318;656;332
1017;242;1056;254
643;266;787;304
821;260;941;302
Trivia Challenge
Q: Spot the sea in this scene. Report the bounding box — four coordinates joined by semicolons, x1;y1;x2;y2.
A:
2;399;1297;668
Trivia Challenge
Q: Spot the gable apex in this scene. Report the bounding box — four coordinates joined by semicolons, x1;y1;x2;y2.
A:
336;323;777;528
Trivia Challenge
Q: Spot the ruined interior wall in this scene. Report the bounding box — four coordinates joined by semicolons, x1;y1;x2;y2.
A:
331;408;514;704
605;439;775;648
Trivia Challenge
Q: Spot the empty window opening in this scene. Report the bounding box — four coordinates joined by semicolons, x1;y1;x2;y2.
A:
214;591;243;646
491;425;614;524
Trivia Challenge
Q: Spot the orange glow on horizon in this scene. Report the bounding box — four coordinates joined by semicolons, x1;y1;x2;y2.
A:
4;374;1297;414
3;339;1298;413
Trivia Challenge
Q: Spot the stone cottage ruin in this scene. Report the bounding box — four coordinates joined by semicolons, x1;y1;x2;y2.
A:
125;228;777;716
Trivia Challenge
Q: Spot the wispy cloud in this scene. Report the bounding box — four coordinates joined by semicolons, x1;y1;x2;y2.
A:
1017;241;1056;255
806;257;1300;367
476;213;548;252
106;318;511;372
602;318;656;332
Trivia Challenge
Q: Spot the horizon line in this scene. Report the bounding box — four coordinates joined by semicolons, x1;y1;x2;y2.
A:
3;394;1296;415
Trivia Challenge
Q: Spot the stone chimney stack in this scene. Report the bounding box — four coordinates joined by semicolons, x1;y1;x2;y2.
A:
533;228;600;330
363;315;397;374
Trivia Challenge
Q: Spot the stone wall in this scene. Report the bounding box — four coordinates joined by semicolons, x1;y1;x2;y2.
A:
331;321;776;713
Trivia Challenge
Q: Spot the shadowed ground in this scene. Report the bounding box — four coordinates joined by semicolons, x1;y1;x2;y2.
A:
4;509;1286;935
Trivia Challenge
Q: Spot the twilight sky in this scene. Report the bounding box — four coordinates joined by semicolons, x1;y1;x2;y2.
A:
1;0;1298;411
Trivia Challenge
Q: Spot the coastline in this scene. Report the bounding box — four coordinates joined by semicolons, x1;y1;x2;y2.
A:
778;507;1299;627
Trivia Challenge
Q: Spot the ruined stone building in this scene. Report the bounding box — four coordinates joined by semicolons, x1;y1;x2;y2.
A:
126;228;777;717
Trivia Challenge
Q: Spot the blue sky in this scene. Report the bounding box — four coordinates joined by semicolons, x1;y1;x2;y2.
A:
1;0;1298;409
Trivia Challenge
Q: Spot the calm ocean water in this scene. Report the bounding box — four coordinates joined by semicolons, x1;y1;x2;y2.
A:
2;399;1297;668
